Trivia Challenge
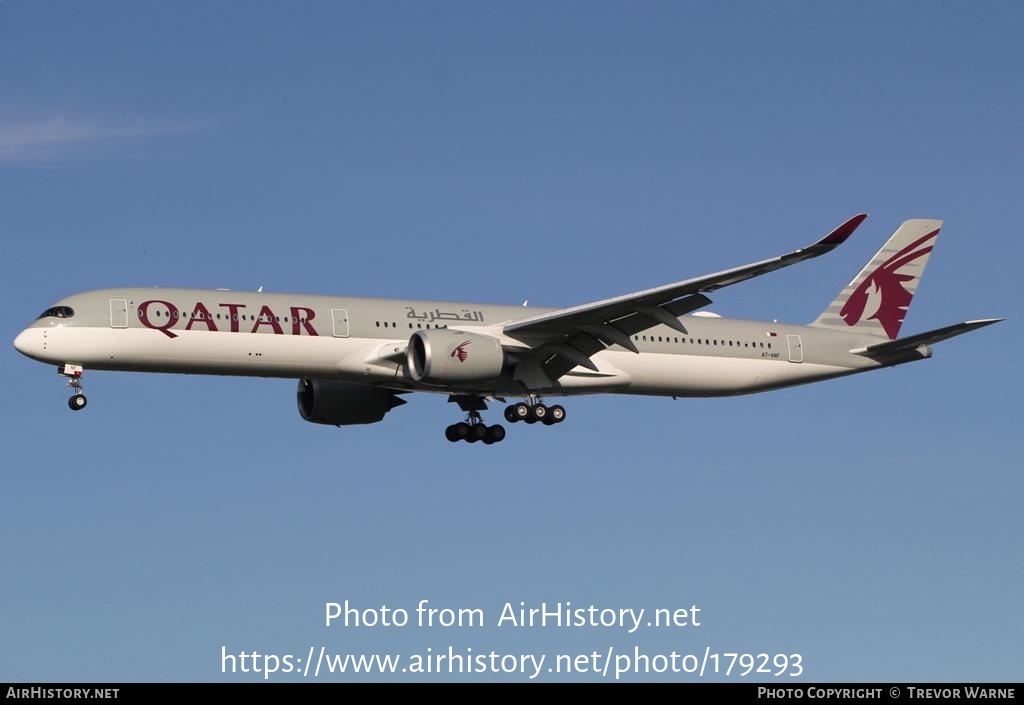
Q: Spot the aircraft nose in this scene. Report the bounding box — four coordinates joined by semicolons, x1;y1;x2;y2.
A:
13;328;41;357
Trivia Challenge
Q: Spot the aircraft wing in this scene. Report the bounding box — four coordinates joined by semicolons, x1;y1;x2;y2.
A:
502;213;868;381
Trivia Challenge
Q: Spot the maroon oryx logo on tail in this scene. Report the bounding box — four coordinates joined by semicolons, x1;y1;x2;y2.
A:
451;341;471;363
840;229;938;339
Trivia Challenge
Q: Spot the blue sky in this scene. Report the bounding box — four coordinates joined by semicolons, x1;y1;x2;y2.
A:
1;2;1020;682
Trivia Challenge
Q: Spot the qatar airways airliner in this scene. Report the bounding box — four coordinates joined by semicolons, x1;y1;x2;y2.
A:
13;214;1001;444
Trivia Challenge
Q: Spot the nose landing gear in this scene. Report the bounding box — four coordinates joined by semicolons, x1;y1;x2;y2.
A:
58;364;87;411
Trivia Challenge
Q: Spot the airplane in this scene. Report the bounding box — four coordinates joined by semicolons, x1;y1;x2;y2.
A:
13;214;1002;444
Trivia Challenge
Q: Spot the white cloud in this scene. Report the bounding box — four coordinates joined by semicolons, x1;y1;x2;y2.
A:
0;116;202;162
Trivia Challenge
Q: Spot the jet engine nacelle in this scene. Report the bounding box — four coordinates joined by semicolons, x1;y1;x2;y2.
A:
296;378;406;426
406;329;505;384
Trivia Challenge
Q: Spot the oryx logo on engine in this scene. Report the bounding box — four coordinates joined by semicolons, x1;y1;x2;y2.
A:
450;341;471;363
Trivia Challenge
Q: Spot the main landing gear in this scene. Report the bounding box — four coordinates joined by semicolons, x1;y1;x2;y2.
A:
445;394;506;444
444;394;566;444
503;399;566;426
59;364;88;411
445;410;506;445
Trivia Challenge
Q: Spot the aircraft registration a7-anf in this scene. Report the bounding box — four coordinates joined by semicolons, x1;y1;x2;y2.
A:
13;214;1001;444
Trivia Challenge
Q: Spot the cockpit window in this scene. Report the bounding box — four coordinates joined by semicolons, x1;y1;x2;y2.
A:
37;306;75;320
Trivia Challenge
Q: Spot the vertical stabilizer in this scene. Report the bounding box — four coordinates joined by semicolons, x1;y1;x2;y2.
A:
810;219;941;339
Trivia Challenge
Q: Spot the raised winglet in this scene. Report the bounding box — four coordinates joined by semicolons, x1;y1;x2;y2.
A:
819;213;868;246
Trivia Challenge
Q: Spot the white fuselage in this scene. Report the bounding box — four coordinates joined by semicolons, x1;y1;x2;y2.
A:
14;287;880;399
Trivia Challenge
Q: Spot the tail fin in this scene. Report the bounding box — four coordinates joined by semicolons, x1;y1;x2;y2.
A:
810;219;941;339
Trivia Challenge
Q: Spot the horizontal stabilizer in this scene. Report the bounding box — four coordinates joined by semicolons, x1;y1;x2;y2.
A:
850;318;1003;360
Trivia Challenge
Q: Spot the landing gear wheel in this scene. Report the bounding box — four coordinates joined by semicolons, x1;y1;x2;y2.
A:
504;406;517;423
483;424;506;445
68;394;87;411
531;403;548;424
545;404;566;425
512;403;530;423
445;425;460;442
469;423;488;443
453;422;470;441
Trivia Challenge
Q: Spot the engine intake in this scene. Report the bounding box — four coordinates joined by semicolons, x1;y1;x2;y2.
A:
296;379;406;426
406;329;505;384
